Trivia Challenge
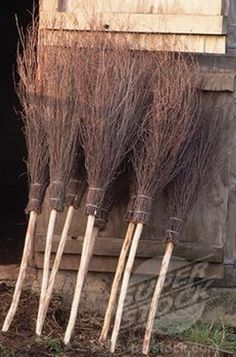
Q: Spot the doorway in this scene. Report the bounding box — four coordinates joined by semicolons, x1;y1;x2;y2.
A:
0;0;38;264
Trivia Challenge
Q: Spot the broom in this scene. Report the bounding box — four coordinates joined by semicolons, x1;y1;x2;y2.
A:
36;40;81;335
2;21;49;332
110;51;200;352
64;41;154;344
142;94;230;354
37;165;128;334
36;151;87;335
99;179;136;342
85;170;130;278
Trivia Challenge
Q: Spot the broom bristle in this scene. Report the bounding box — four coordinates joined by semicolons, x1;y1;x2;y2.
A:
41;35;82;212
65;150;87;209
165;93;231;243
78;39;155;218
17;20;49;214
129;51;200;225
94;170;129;231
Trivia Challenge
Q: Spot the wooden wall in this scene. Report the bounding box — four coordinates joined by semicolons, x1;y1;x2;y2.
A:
35;1;236;280
39;0;230;54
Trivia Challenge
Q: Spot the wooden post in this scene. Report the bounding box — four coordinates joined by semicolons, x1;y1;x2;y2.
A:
2;211;38;332
110;222;143;353
142;241;174;355
99;222;136;342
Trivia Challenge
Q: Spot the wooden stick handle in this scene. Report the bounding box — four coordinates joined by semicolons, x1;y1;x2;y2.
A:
64;214;96;345
99;222;136;342
2;211;38;332
142;242;174;355
110;223;143;353
36;205;75;335
36;209;57;335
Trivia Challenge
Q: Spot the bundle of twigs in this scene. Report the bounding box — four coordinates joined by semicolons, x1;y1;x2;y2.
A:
142;94;230;354
64;40;154;344
2;21;49;332
109;52;200;352
36;39;81;335
36;150;87;335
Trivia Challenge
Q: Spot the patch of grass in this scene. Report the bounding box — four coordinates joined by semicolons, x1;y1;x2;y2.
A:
180;320;236;355
0;346;14;357
34;336;63;356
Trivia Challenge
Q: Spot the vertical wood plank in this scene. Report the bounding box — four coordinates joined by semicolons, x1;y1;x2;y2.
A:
41;0;59;12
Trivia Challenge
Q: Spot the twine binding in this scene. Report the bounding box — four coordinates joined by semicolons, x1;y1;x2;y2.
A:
132;194;153;225
26;182;47;214
85;187;106;217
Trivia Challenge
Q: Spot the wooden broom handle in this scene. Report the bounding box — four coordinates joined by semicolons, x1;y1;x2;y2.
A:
142;241;174;355
36;205;75;335
2;210;38;332
110;222;143;353
64;214;96;345
36;209;57;335
99;222;136;342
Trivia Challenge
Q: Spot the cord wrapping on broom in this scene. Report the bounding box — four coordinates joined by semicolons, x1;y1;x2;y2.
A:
125;194;136;222
166;216;183;244
49;180;65;212
132;194;153;224
94;207;110;231
26;182;48;214
65;179;86;209
85;187;106;216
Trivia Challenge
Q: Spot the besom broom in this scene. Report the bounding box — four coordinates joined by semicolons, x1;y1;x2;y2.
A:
36;150;87;335
142;93;231;354
37;167;128;335
109;51;200;352
64;40;154;344
2;21;49;332
36;36;81;336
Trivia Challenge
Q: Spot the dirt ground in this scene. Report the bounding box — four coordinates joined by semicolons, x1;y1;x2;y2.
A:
0;283;233;357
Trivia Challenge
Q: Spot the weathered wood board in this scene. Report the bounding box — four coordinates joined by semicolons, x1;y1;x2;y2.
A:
40;29;226;54
40;12;227;35
35;235;224;263
35;252;224;278
64;0;227;16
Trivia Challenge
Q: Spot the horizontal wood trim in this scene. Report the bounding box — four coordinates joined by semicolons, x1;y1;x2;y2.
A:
0;265;36;281
65;0;225;16
35;252;224;278
35;235;224;263
41;29;226;54
40;12;227;35
200;73;235;92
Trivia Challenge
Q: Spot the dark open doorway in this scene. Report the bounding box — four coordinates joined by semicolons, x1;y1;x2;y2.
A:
0;1;38;264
